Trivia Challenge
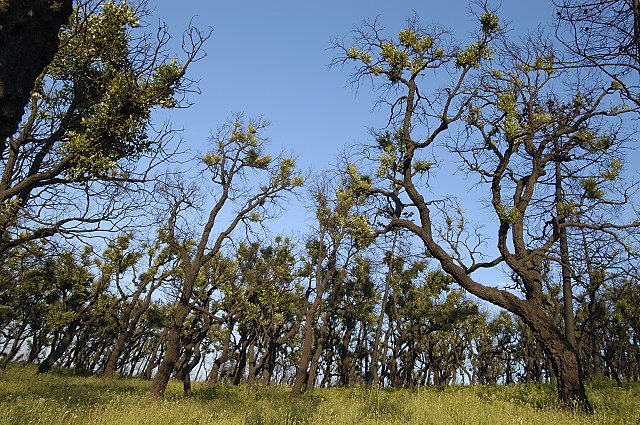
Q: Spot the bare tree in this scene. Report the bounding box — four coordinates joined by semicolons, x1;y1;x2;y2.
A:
555;0;640;102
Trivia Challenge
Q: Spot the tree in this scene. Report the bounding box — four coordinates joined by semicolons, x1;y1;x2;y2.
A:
334;10;638;410
100;234;177;378
290;171;370;396
0;241;53;370
35;247;107;374
231;238;303;388
334;256;377;387
472;311;518;384
0;0;209;256
0;0;72;143
365;231;398;389
148;116;303;398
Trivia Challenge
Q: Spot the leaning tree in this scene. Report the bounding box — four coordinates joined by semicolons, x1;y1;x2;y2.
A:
334;9;639;411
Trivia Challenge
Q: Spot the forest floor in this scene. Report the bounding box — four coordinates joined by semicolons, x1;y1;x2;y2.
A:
0;363;638;424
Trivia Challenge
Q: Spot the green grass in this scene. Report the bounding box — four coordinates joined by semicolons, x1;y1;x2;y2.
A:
0;363;638;424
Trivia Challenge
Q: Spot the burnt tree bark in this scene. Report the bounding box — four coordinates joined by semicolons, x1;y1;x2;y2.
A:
0;0;72;145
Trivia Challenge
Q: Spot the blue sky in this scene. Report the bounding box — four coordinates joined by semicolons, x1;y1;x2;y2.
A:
151;1;556;175
148;2;559;286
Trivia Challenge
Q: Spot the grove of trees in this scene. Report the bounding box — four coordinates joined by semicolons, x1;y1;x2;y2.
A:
1;0;639;413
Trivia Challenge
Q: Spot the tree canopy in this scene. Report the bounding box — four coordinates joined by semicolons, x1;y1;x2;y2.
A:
1;0;639;414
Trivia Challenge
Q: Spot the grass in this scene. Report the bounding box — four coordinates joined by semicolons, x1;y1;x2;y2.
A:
0;363;638;424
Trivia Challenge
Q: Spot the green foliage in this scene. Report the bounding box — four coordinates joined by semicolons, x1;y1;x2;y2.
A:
454;13;499;68
344;20;451;83
556;201;578;216
480;12;501;34
345;13;498;81
455;40;495;69
375;130;403;178
495;203;522;223
202;117;304;192
232;238;302;334
42;1;186;178
495;91;522;142
574;130;613;153
600;159;622;181
581;177;604;200
0;0;205;257
331;164;374;248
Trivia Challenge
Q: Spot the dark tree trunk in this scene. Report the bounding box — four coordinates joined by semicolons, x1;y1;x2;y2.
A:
28;329;46;363
521;304;591;411
180;342;202;397
103;279;159;379
246;339;259;390
320;351;334;388
261;339;278;385
103;331;130;378
143;334;165;381
36;320;79;374
291;233;343;397
555;157;577;348
306;319;330;390
0;0;72;145
233;335;251;386
366;235;394;389
291;299;322;396
149;301;191;397
338;320;354;387
0;321;28;370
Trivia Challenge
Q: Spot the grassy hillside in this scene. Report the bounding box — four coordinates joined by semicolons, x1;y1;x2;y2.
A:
0;363;638;425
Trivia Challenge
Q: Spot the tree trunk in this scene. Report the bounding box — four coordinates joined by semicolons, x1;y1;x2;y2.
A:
306;319;330;390
367;234;396;389
261;339;277;385
0;321;28;371
36;320;79;374
149;301;191;397
144;334;165;380
232;335;250;386
523;305;591;412
246;339;258;390
291;293;323;396
291;232;341;397
320;351;334;388
555;158;577;348
207;324;234;384
28;330;46;363
103;330;131;378
338;320;354;387
0;0;72;144
180;342;202;397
